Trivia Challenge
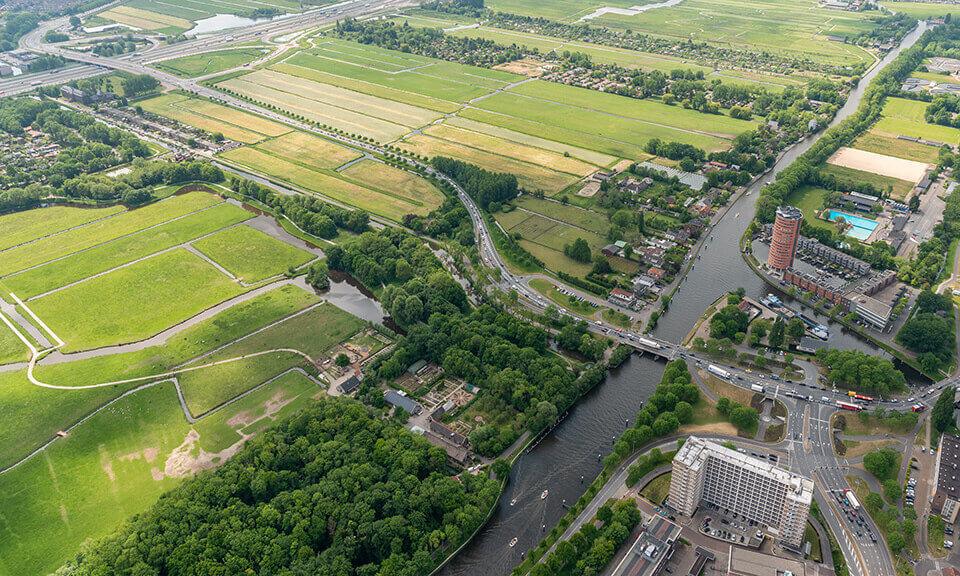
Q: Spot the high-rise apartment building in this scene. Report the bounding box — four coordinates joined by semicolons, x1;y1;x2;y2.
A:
767;205;803;271
669;436;813;547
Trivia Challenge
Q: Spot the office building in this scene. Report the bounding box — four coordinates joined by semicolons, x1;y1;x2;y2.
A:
609;515;681;576
767;206;802;271
669;436;813;547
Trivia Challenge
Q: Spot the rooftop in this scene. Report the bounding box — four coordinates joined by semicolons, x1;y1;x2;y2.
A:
936;433;960;503
727;547;808;576
675;437;813;504
610;515;681;576
776;205;803;221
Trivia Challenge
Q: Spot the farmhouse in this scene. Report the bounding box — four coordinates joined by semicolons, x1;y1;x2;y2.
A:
384;389;422;415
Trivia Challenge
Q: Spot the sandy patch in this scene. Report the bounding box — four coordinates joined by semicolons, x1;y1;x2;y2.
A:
227;410;254;428
119;451;142;462
679;422;738;435
493;58;551;77
159;429;249;480
143;447;158;463
100;450;116;482
578;180;601;197
828;147;929;183
843;438;900;459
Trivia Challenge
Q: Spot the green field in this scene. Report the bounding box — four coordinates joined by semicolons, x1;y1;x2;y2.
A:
0;204;125;251
29;249;246;352
514;195;610;236
496;208;606;276
499;0;878;67
784;185;833;233
853;130;941;163
820;163;915;200
178;302;364;413
0;192;221;277
529;277;598;314
220;146;442;220
0;321;30;365
0;369;320;576
873;96;960;145
881;1;960;18
193;224;315;283
120;0;303;22
155;48;267;77
3;202;253;298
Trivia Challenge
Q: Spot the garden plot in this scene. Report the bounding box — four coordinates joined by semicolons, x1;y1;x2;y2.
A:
827;147;930;184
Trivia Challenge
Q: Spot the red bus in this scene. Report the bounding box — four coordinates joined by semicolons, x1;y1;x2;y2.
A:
854;393;874;402
836;400;863;412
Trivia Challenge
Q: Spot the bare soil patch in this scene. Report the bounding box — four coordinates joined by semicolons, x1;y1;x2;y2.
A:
828;147;929;183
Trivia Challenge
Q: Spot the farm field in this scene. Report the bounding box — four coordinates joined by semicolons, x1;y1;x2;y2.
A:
154;48;267;77
873;96;960;145
255;130;361;170
98;5;192;32
514;195;609;236
0;368;321;576
402;14;804;90
219;146;442;220
880;1;960;18
571;0;877;67
0;323;29;365
495;208;606;276
119;0;303;23
852;130;941;164
0;204;125;251
140;93;291;144
338;160;447;213
28;248;246;352
192;224;316;283
820;163;915;201
0;191;222;277
397;133;584;195
3;202;253;299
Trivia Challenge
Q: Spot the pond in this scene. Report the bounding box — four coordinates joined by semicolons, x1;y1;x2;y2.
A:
189;13;285;35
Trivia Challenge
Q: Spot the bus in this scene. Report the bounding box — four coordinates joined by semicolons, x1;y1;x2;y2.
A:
836;400;863;412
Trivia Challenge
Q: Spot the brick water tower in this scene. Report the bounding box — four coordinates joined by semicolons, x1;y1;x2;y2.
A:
768;206;802;271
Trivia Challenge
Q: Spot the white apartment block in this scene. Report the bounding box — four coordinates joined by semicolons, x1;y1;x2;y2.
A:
669;436;813;547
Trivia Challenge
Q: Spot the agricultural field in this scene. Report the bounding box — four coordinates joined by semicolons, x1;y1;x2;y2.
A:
397;13;805;90
0;190;380;573
491;0;877;67
192;224;316;283
873;96;960;145
495;207;607;276
98;5;192;32
140;93;292;144
105;0;303;27
254;130;361;170
154;48;268;78
852;130;941;163
880;1;960;18
219;146;444;221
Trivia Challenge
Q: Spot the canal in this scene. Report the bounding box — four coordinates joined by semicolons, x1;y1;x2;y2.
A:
440;21;929;576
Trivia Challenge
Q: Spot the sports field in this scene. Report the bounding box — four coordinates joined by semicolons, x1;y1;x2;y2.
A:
873;97;960;145
154;48;267;78
219;146;444;220
827;147;929;183
140;93;291;144
192;224;315;283
491;0;877;67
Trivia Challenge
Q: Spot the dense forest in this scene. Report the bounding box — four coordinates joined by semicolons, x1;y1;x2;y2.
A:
56;398;500;575
431;156;519;206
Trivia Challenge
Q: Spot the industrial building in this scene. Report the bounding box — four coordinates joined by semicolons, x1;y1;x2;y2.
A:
932;433;960;524
669;437;813;547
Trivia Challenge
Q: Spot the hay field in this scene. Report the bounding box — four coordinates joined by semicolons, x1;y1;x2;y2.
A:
100;5;192;30
827;147;929;183
873;97;960;145
339;160;446;214
140;94;291;143
220;147;441;220
255;131;361;171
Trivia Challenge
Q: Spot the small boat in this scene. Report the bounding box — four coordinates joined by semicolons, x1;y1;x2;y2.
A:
509;537;518;548
541;490;549;500
510;498;517;506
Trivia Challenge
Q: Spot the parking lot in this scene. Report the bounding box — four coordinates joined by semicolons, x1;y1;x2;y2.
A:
696;504;765;549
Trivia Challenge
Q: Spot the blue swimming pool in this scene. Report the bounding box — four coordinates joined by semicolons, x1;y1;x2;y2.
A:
826;209;878;241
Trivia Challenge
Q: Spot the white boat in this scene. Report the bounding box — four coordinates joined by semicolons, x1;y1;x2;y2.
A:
509;537;518;548
510;498;517;506
541;490;549;500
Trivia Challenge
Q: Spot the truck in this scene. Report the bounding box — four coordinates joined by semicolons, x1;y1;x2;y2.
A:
836;400;863;412
847;390;857;398
845;489;861;510
912;404;926;413
751;383;765;394
637;337;662;350
708;364;730;380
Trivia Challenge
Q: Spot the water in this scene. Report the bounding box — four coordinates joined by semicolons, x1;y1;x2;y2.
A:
324;271;389;325
437;354;668;576
189;13;285;36
440;21;929;576
826;209;878;241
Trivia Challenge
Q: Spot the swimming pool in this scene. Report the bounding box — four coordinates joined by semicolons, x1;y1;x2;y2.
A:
826;209;878;241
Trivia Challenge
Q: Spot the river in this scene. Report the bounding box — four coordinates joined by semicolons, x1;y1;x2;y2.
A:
439;22;929;576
